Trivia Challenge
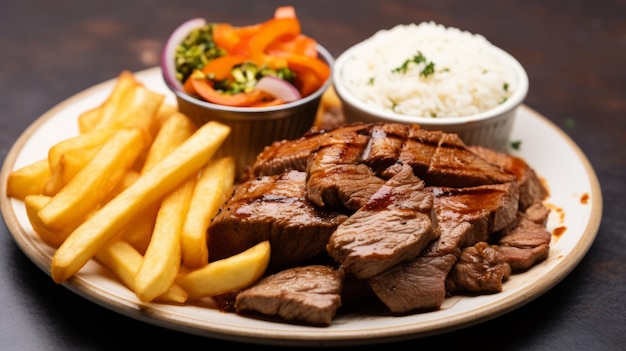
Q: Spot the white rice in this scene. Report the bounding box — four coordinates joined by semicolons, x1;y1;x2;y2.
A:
339;22;518;118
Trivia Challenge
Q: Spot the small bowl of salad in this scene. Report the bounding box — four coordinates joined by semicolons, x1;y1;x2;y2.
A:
161;6;333;176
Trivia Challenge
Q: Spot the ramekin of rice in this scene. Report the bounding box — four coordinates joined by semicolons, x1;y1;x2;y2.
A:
333;22;528;151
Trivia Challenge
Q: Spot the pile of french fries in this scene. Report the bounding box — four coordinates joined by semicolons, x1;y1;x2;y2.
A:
6;71;271;304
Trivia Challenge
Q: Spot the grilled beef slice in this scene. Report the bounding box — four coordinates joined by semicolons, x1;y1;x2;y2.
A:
326;164;438;279
446;241;512;294
469;145;549;210
306;142;386;211
370;181;520;311
426;182;520;255
494;213;552;272
208;170;348;272
368;254;457;313
251;122;516;189
251;123;372;176
235;265;344;326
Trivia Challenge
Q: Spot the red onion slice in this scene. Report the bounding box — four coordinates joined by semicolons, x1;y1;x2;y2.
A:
161;18;207;91
254;76;302;102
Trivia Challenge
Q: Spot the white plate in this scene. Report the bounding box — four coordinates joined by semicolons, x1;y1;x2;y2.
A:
0;67;602;347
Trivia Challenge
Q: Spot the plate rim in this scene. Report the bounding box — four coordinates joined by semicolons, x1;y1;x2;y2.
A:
0;67;603;346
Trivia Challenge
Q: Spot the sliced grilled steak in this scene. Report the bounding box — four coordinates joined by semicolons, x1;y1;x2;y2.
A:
306;143;385;210
426;182;520;255
208;170;348;272
234;265;344;326
251;122;516;189
446;241;512;294
368;254;457;313
251;123;371;176
495;214;551;272
469;145;549;210
523;200;551;227
326;165;437;279
421;133;516;187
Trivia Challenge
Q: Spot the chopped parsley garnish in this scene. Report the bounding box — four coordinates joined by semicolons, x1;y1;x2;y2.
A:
392;51;436;78
510;140;522;150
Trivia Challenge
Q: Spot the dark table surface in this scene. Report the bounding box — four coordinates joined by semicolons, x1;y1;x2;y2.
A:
1;1;624;350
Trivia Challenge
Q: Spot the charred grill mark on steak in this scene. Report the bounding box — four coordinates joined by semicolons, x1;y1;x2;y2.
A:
208;170;348;272
326;165;438;279
250;123;516;189
251;123;372;177
234;265;344;326
422;133;517;187
306;142;385;210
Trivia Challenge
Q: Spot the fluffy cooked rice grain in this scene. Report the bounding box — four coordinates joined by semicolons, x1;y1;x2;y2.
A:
340;22;518;118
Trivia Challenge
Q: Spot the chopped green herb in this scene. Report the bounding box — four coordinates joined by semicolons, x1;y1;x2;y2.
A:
367;77;375;85
392;51;436;77
421;62;435;77
510;140;522;150
503;83;509;92
175;24;226;84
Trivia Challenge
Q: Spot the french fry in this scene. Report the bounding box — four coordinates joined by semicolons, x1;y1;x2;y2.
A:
77;107;102;134
24;194;68;248
141;112;197;173
6;159;51;200
48;128;117;171
38;128;150;233
176;241;271;300
95;240;187;303
44;129;119;196
135;175;196;302
83;71;139;133
119;112;197;253
93;83;164;136
181;156;235;269
50;121;230;283
151;103;179;137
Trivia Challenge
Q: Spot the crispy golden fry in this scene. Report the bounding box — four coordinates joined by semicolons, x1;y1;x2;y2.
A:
50;121;230;283
48;129;116;170
24;195;68;248
176;241;271;300
77;107;102;134
38;128;150;233
151;103;179;137
118;112;197;253
95;240;187;303
6;159;51;200
135;175;196;302
141;112;197;173
77;71;138;134
44;129;119;196
45;148;102;196
93;83;164;137
181;156;235;269
117;203;159;255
